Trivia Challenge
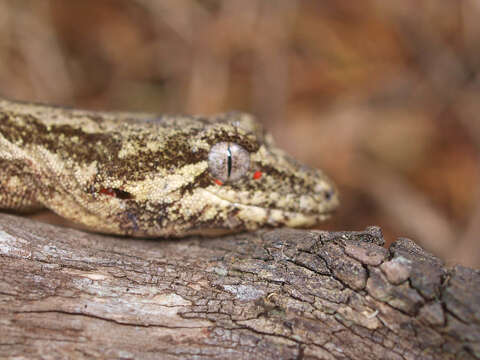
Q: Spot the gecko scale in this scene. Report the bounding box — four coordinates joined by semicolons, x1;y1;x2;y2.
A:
0;98;339;237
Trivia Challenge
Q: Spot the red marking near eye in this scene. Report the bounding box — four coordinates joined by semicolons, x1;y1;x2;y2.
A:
253;171;262;180
214;179;223;186
100;188;116;197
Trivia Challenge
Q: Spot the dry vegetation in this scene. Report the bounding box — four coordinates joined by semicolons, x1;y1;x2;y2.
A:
0;0;478;266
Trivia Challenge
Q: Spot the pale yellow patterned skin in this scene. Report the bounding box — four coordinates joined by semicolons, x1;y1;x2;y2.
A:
0;98;339;237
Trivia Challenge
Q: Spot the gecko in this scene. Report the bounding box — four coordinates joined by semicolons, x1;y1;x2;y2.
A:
0;97;339;237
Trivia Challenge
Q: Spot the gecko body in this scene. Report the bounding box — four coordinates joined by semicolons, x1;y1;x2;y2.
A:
0;98;339;237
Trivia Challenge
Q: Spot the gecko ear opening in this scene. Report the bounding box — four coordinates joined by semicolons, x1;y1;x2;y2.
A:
99;188;133;200
113;189;133;199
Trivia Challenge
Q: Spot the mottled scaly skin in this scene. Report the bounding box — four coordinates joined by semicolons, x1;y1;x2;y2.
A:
0;98;339;237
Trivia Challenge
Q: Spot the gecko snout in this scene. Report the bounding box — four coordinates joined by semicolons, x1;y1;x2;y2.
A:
311;180;340;214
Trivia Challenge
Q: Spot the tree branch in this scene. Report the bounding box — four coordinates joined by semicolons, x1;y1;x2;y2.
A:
0;214;478;359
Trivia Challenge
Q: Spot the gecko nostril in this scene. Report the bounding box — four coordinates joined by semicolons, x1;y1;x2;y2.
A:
324;189;334;201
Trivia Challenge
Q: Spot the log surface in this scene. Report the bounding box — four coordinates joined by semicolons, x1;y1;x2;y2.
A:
0;213;479;360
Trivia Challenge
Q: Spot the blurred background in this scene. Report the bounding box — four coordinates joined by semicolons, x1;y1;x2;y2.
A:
0;0;478;267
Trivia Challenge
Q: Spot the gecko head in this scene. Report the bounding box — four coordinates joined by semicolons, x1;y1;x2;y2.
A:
87;112;339;237
189;112;340;235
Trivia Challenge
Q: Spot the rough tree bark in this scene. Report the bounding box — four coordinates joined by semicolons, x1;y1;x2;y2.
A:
0;213;479;360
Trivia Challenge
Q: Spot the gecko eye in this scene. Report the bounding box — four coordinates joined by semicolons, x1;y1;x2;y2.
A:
208;142;250;183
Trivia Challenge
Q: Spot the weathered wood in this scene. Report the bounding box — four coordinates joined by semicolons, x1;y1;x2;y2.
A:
0;213;478;359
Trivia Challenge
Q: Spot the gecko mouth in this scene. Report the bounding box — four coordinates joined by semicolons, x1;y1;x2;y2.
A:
203;188;335;222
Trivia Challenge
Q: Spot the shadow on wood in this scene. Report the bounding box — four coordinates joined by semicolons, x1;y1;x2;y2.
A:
0;214;478;359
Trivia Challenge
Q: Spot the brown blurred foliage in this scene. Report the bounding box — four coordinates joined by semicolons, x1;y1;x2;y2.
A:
0;0;478;266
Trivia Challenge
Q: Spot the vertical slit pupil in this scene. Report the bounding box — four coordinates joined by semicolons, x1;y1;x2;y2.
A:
227;144;232;178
